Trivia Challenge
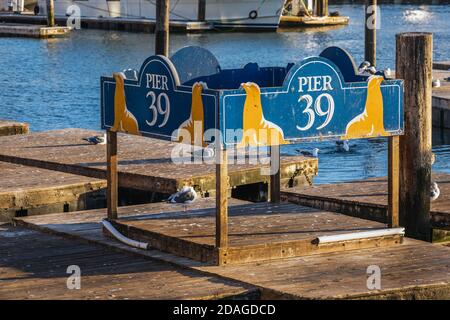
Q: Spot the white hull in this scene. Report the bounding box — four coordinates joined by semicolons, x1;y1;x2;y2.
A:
36;0;285;29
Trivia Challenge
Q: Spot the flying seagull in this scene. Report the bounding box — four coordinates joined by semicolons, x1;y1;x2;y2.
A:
336;140;350;152
296;148;319;157
168;186;197;204
82;133;106;145
430;182;440;201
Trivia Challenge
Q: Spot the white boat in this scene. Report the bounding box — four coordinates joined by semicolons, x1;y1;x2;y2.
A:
35;0;286;30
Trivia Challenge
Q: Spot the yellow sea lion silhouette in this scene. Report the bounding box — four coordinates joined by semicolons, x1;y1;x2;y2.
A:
177;82;206;147
238;82;288;147
111;72;140;135
343;75;388;139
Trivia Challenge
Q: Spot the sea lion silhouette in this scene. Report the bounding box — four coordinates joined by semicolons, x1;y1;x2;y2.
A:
343;75;388;139
177;82;206;147
111;72;140;135
238;82;288;147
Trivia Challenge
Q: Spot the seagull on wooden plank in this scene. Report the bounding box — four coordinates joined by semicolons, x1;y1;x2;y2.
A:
431;182;440;201
336;140;350;152
192;144;215;159
296;148;319;157
82;133;106;145
168;186;197;204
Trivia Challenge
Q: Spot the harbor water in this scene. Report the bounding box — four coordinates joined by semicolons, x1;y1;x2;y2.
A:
0;4;449;183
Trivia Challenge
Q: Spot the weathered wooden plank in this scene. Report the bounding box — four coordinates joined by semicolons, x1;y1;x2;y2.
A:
106;130;118;220
215;149;228;250
280;173;450;228
388;136;399;227
0;129;318;195
0;225;256;300
0;161;106;222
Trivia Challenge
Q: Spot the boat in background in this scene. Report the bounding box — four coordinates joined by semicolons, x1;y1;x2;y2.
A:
33;0;286;30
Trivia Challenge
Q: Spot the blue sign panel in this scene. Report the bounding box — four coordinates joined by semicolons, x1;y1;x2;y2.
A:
101;55;218;146
220;56;403;148
101;46;404;149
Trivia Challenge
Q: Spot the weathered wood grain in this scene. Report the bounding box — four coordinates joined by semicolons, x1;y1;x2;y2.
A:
0;129;318;195
0;161;106;222
0;225;256;300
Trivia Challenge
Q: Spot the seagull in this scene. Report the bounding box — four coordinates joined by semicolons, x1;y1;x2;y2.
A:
432;79;441;88
192;144;215;159
296;148;319;157
82;133;106;145
167;186;197;204
336;140;350;152
430;182;440;201
122;68;138;81
358;61;371;74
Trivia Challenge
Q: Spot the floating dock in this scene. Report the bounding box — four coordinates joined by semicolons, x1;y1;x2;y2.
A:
279;15;349;28
281;173;450;240
0;161;106;222
0;22;70;38
0;119;28;136
13;198;450;299
0;224;256;300
0;129;318;197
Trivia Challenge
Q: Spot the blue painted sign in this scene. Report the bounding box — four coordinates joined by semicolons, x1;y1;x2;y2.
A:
101;46;404;149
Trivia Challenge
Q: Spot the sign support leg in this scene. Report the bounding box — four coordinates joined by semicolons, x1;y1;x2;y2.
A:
388;136;399;227
270;145;281;203
107;130;118;220
216;148;228;249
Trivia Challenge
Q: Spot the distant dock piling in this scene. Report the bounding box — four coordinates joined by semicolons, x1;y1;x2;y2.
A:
396;32;433;241
364;0;377;66
155;0;170;56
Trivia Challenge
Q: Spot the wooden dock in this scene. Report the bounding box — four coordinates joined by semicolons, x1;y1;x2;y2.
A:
0;224;256;300
0;119;28;136
281;173;450;240
0;161;106;222
0;129;318;196
12;199;450;299
0;23;70;38
279;15;349;28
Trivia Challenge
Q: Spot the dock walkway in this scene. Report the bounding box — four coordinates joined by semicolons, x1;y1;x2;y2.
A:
0;119;28;136
0;23;70;38
281;173;450;231
13;198;450;299
0;224;255;300
0;129;317;196
0;161;106;221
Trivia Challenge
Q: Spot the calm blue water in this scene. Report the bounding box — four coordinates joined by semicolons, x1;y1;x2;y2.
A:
0;4;449;183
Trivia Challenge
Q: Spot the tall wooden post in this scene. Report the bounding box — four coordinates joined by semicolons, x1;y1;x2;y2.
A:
198;0;206;22
316;0;328;17
269;145;281;203
388;136;399;227
107;130;118;220
216;148;228;248
155;0;169;56
396;32;433;241
364;0;377;66
46;0;55;27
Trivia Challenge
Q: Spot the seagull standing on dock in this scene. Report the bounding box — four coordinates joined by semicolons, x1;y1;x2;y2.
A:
82;133;106;145
168;186;197;204
336;140;350;152
296;148;319;157
431;182;440;201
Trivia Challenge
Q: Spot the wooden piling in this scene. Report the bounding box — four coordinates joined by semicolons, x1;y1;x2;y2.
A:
388;136;399;227
316;0;328;17
216;149;228;249
396;32;433;241
198;0;206;22
107;130;118;220
46;0;55;27
155;0;169;56
364;0;377;66
270;145;281;203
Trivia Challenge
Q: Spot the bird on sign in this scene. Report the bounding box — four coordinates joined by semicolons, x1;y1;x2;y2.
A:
168;186;197;204
83;133;106;145
430;182;440;201
296;148;319;157
336;140;350;152
358;61;377;75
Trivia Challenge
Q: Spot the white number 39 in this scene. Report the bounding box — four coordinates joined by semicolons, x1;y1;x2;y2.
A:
146;91;170;128
296;93;334;131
